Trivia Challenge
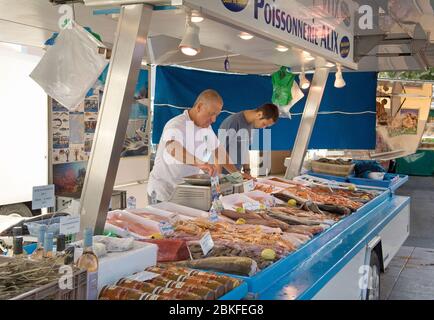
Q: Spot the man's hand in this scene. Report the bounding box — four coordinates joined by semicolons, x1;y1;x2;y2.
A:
196;163;218;177
241;172;254;180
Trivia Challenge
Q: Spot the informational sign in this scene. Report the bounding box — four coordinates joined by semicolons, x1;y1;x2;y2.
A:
127;196;137;209
210;175;221;200
200;231;214;255
159;221;174;237
184;0;356;68
208;207;219;223
242;201;261;211
32;184;55;210
243;179;255;192
60;216;81;235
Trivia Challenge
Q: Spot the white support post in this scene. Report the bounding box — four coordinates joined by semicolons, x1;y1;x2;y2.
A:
80;4;153;234
285;67;330;179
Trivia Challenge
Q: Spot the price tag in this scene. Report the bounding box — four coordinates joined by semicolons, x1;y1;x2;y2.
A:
243;179;255;192
208;208;219;223
159;221;174;237
242;201;261;211
264;197;276;209
199;231;214;255
210;175;221;200
60;216;80;235
32;184;55;210
127;196;136;209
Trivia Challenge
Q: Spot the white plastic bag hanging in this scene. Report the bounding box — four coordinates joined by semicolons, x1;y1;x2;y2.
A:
30;21;108;110
279;81;304;118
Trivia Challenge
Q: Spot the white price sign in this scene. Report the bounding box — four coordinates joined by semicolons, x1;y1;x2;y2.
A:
243;179;255;192
32;184;55;210
200;231;214;256
60;216;80;235
242;201;261;211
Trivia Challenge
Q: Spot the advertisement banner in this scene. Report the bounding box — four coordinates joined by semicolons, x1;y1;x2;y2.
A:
184;0;356;68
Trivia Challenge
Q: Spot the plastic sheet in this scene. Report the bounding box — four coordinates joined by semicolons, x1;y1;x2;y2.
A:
30;21;108;110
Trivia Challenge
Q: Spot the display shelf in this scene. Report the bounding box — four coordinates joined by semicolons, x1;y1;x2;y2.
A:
212;188;391;296
260;195;410;300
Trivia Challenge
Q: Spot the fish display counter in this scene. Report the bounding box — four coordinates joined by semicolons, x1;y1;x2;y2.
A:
102;175;409;300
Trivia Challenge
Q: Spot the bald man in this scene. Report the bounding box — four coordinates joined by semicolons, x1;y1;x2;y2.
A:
147;89;242;202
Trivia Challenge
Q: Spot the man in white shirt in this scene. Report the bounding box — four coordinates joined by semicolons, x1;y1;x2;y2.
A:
147;89;243;202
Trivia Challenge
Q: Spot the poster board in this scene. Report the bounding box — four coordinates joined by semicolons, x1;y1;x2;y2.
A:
50;70;149;198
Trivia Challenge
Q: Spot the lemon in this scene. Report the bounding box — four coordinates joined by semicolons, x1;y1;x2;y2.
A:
348;184;356;191
150;233;163;240
287;199;297;207
235;218;246;225
361;195;370;200
236;207;245;213
261;248;276;261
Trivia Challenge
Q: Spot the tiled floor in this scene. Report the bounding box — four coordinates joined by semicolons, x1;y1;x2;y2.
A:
380;176;434;300
381;246;434;300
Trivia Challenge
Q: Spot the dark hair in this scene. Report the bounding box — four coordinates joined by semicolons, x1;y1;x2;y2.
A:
256;103;279;122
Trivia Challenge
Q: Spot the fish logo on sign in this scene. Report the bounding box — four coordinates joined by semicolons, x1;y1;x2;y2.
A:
221;0;249;12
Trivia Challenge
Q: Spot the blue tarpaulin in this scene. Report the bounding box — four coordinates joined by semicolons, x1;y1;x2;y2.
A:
153;66;377;150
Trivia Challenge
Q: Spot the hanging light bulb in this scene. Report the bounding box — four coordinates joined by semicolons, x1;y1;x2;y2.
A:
239;32;254;40
299;67;310;90
179;20;201;56
334;64;346;88
276;45;289;52
190;10;204;23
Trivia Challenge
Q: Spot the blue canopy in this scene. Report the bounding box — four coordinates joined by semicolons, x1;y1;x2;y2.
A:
153;66;377;150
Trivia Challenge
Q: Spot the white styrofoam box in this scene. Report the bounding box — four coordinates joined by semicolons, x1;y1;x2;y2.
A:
243;190;285;205
126;206;194;221
151;201;209;219
104;222;147;240
150;202;234;223
97;240;157;292
220;193;256;211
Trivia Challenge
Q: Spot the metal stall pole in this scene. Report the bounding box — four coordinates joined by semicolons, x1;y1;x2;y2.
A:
80;4;153;234
285;66;330;179
144;64;156;183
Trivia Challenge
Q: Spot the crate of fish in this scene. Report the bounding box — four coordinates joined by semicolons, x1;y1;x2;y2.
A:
0;256;87;300
311;159;355;177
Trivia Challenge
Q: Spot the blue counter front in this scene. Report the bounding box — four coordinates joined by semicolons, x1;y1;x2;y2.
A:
260;194;409;300
211;179;409;300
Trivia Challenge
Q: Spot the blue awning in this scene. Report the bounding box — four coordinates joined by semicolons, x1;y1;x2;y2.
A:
153;66;377;150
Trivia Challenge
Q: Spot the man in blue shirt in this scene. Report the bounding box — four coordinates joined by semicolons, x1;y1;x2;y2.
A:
218;103;279;176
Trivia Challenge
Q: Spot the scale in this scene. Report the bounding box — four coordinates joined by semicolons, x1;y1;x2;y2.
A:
169;174;234;211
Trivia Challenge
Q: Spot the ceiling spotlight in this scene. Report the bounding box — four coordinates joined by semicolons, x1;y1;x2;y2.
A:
239;32;254;40
302;51;315;61
334;64;346;88
179;22;201;56
276;45;289;52
299;67;310;90
325;61;335;68
190;10;204;23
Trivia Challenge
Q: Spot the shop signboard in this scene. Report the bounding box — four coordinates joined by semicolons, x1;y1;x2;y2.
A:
184;0;356;68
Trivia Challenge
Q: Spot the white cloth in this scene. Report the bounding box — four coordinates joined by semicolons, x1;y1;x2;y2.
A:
147;110;220;201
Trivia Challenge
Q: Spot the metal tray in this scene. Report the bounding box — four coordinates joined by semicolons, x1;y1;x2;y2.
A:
183;174;212;186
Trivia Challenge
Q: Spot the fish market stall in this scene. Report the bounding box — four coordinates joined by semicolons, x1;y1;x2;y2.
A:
3;0;428;300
